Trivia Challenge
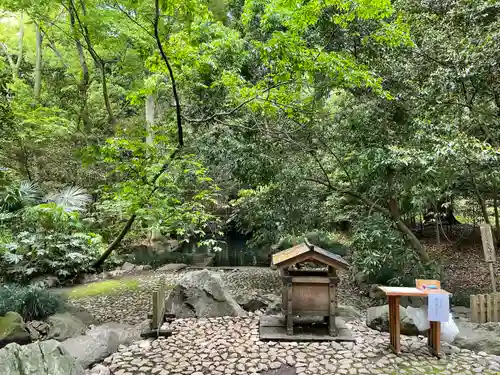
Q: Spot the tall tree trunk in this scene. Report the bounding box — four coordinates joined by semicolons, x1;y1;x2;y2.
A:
145;94;155;144
13;12;24;79
69;3;91;132
34;23;43;101
494;183;500;242
70;0;115;131
93;214;136;269
100;61;116;129
474;183;497;243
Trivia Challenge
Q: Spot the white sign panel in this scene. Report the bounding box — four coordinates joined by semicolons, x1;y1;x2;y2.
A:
428;293;450;322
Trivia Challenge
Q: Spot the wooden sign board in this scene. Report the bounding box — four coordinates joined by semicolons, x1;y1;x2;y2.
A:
480;224;496;263
416;279;441;290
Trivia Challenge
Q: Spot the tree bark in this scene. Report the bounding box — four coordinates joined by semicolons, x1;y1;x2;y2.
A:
69;2;91;132
34;23;43;101
14;12;24;79
494;183;500;242
93;214;136;269
70;0;115;130
100;61;116;128
145;94;155;144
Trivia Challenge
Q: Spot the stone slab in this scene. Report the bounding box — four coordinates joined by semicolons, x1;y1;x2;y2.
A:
259;315;355;342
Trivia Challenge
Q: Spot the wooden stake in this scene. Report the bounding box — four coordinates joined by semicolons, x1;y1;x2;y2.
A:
489;263;497;293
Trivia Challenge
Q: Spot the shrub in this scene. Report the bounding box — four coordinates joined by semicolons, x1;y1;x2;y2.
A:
0;231;105;283
351;214;439;286
0;284;66;321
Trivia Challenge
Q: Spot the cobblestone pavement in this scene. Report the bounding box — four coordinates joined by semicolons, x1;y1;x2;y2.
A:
88;316;500;375
75;268;500;375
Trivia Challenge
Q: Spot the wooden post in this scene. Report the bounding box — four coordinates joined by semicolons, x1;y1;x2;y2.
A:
471;294;478;323
429;321;441;356
388;296;401;354
479;294;487;323
495;293;500;322
328;279;337;336
480;224;497;292
286;280;293;335
151;277;166;332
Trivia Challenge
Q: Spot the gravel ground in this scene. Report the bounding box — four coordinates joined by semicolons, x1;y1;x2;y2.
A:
69;267;370;325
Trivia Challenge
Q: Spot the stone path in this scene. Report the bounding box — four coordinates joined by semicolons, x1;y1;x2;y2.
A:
91;315;500;375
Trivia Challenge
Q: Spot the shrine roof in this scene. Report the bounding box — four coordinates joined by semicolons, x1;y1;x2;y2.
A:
271;241;349;270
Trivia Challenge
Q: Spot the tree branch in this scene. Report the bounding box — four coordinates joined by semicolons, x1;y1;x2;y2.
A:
154;0;183;146
184;80;294;123
0;43;15;71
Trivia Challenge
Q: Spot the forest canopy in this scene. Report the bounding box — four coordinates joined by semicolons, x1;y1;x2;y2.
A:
0;0;499;286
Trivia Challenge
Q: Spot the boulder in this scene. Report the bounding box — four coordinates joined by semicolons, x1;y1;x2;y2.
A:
0;312;31;349
25;320;51;341
262;294;282;315
66;305;97;326
452;320;500;355
165;270;246;318
366;304;418;336
88;364;111;375
157;263;188;272
336;305;362;321
400;296;425;308
0;340;84;375
46;313;88;341
120;262;136;272
61;323;141;368
234;293;269;312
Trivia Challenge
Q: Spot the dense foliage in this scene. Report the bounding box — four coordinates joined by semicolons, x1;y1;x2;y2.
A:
0;0;499;285
0;284;66;321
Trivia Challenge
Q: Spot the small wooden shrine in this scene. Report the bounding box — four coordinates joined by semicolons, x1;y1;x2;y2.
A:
262;239;350;340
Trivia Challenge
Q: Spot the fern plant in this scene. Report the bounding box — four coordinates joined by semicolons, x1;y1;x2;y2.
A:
45;186;92;212
0;181;42;212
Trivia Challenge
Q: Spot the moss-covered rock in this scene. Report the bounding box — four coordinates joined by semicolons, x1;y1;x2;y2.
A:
0;312;31;349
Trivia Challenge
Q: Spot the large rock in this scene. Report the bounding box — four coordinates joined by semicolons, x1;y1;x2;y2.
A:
336;305;362;321
234;293;269;312
0;312;31;349
453;319;500;355
262;294;282;315
46;312;88;341
366;304;419;336
121;262;136;272
61;323;141;368
66;305;97;326
0;340;84;375
165;270;246;318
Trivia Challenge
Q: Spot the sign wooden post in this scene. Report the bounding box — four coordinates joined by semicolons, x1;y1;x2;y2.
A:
480;224;497;293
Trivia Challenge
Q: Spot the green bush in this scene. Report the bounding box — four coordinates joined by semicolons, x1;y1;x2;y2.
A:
351;214;439;286
0;231;105;283
0;284;66;321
